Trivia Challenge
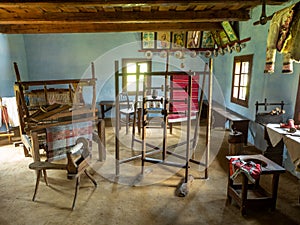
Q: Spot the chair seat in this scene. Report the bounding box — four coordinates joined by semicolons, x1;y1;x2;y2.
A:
120;108;135;114
29;161;67;170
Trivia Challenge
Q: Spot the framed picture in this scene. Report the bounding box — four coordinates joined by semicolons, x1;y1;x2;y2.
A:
200;31;215;49
141;32;155;49
219;29;230;46
156;31;171;49
172;31;186;49
186;31;201;49
211;31;222;47
221;21;239;42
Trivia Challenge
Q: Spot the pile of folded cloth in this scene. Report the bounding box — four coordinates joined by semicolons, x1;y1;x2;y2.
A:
229;158;262;183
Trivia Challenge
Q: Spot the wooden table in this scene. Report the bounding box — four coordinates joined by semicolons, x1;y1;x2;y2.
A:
266;123;300;168
226;154;285;216
99;100;115;119
99;100;131;119
212;105;250;145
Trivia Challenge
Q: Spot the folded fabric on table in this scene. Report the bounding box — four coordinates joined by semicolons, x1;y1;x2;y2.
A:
229;157;262;183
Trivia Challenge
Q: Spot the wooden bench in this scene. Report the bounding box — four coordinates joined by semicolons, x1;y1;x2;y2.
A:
212;105;250;145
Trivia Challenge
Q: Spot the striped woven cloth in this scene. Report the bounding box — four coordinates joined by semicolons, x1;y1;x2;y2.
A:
46;121;93;161
168;74;199;121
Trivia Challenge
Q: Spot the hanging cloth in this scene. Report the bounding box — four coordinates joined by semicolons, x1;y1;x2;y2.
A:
2;97;20;127
1;105;9;131
0;97;9;131
264;4;296;74
285;3;300;62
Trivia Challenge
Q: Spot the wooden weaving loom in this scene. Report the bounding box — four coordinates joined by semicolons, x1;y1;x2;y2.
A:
13;62;105;161
13;62;104;209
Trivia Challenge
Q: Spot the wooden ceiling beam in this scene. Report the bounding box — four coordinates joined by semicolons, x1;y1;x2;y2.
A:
0;0;288;7
0;22;223;34
0;10;250;24
0;0;289;33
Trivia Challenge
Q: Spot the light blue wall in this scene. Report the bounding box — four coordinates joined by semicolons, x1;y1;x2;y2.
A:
0;34;28;97
213;0;300;121
22;33;139;80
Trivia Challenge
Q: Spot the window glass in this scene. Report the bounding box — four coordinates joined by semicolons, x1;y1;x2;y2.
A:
234;75;240;86
235;62;241;74
240;74;248;86
233;87;238;98
241;61;249;73
239;87;246;100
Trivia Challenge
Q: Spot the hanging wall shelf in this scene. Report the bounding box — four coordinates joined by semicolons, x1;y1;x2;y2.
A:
139;37;251;58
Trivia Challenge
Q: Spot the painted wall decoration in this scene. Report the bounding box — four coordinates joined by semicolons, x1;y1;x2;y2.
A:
186;31;201;49
221;21;239;43
156;32;171;49
200;31;215;49
172;31;186;49
141;32;155;49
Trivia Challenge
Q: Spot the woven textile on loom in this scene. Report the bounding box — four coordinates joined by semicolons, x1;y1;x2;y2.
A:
168;74;199;122
229;158;262;183
46;121;93;161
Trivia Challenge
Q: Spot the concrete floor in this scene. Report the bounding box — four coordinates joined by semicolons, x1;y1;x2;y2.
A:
0;123;299;225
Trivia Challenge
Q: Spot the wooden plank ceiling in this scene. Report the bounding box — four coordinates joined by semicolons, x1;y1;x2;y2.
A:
0;0;290;34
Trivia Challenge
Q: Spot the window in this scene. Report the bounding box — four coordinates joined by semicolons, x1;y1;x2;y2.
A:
122;58;151;95
231;54;253;107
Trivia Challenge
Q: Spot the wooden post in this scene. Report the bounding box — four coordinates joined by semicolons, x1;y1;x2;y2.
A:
205;58;213;179
115;60;120;176
30;131;41;162
162;51;169;161
97;119;106;161
91;62;96;118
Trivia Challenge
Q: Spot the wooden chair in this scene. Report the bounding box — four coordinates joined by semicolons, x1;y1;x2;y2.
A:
119;92;135;134
28;136;97;210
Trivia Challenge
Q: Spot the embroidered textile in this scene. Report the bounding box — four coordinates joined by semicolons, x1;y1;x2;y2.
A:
229;158;262;183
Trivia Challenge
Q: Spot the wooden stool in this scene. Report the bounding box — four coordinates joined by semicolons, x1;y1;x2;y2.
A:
226;154;285;216
228;131;244;155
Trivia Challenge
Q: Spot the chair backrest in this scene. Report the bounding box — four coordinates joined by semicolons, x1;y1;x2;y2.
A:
169;73;200;121
119;92;131;109
46;121;93;161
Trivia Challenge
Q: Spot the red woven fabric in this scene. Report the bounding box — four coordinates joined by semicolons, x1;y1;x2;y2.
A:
168;74;199;120
229;157;262;183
